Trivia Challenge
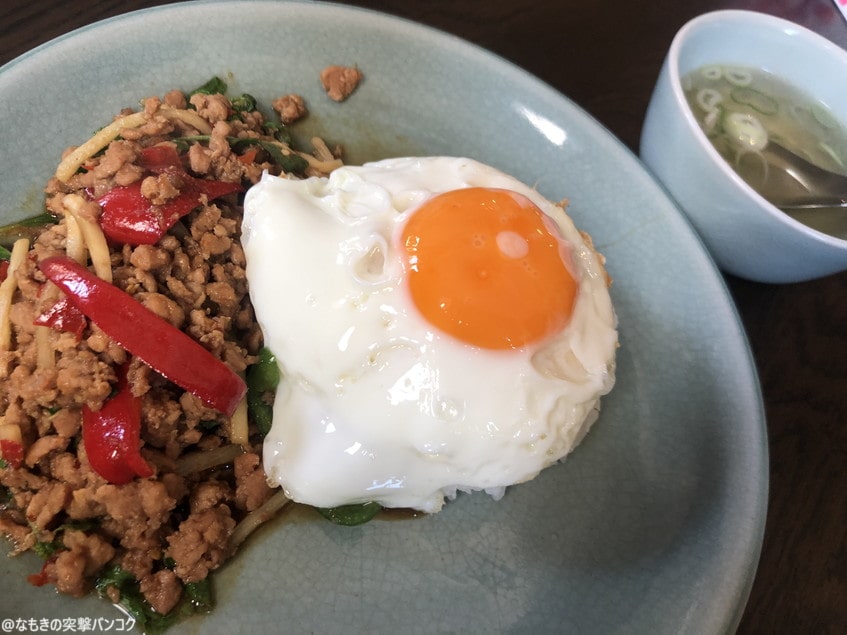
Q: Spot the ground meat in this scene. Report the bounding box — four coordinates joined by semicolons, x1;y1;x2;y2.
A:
163;276;199;311
66;485;105;520
8;365;58;412
188;93;232;123
140;171;182;205
83;325;128;366
1;465;47;495
68;140;144;196
91;140;140;182
53;359;112;408
0;516;34;552
160;472;188;503
26;481;71;530
129;244;171;272
51;408;81;438
190;480;232;514
166;505;236;583
49;549;88;597
162;89;187;109
200;230;233;258
206;281;239;316
272;94;307;123
48;453;86;488
53;530;116;596
139;391;183;450
140;568;183;615
95;480;176;549
320;65;364;101
234;453;273;512
24;435;68;468
0;83;340;621
137;292;186;328
187;143;213;175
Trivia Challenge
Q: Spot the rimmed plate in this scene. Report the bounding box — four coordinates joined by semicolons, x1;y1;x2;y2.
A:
0;1;767;632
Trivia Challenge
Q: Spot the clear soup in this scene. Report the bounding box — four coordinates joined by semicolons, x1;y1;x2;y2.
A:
683;64;847;239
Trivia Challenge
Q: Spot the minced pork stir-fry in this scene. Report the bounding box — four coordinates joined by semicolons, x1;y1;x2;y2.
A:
0;74;362;630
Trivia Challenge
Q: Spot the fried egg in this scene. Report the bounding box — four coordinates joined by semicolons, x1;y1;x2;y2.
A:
241;157;617;513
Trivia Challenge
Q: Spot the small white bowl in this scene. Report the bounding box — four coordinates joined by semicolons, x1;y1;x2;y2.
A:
640;10;847;283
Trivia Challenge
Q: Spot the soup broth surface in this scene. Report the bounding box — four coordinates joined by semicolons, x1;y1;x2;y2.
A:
683;64;847;238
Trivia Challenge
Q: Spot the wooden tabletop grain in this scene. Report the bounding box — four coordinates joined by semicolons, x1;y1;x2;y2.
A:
2;0;846;632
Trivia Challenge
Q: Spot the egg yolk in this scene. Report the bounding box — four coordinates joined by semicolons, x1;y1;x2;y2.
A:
401;187;577;349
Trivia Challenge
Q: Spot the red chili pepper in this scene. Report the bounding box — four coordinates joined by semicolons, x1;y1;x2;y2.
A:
0;439;23;469
0;260;9;282
83;362;153;484
38;256;247;416
237;147;259;165
34;296;87;340
27;557;55;587
96;146;241;245
138;144;183;172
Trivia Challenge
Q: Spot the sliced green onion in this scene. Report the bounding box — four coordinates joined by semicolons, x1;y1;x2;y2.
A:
811;102;839;130
701;66;722;80
702;108;721;134
724;112;768;151
734;149;770;189
725;68;753;87
696;88;723;112
730;87;778;116
786;104;807;122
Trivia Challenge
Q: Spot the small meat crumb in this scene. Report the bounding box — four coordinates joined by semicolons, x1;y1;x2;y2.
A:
272;94;308;124
165;505;236;583
140;172;182;205
140;569;183;616
320;65;363;102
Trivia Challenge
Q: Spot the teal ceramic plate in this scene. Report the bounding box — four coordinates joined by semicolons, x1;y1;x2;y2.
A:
0;1;767;632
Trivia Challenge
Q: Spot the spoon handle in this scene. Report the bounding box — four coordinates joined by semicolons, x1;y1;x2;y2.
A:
777;200;847;211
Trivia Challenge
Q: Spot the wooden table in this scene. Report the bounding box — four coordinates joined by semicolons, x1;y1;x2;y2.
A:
2;1;845;632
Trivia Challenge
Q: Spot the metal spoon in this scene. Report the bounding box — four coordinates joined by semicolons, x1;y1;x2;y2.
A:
758;141;847;211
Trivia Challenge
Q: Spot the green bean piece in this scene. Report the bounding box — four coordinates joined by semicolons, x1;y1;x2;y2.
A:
247;347;281;436
0;213;57;249
317;501;382;526
248;347;281;392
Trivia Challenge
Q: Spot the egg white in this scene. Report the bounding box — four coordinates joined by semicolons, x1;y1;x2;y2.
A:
241;157;617;513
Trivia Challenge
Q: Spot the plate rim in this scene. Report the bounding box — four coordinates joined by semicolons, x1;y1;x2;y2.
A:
0;1;768;632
